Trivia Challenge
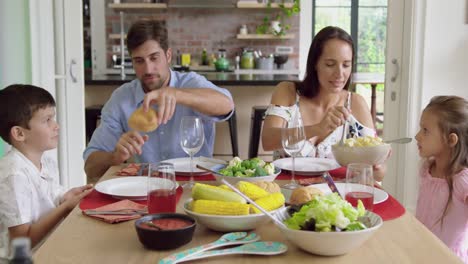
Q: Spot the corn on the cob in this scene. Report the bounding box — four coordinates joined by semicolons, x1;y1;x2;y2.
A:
218;184;233;192
192;183;246;204
191;200;250;215
250;192;285;214
237;181;270;200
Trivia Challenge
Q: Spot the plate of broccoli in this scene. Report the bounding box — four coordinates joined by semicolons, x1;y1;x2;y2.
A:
211;157;281;184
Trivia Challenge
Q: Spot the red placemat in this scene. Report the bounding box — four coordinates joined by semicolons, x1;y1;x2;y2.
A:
117;164;347;182
79;186;184;210
175;174;215;181
276;166;346;181
373;194;406;221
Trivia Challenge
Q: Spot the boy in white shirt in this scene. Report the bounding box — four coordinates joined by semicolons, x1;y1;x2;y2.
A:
0;84;93;261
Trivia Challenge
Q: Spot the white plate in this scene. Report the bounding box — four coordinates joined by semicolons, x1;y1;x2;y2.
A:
162;157;226;176
95;176;179;200
273;157;340;176
310;183;388;204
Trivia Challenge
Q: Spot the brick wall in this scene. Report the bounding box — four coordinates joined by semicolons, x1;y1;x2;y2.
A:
105;0;300;68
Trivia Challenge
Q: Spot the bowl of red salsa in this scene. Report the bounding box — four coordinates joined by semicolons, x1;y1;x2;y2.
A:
135;213;196;250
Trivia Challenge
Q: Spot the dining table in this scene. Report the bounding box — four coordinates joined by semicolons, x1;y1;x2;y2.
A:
33;164;462;264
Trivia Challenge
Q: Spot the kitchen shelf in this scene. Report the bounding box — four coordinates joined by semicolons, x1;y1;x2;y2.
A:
108;3;168;10
236;2;294;8
236;34;294;40
109;34;126;40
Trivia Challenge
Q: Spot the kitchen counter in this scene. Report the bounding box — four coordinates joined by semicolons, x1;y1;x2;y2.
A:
86;72;300;86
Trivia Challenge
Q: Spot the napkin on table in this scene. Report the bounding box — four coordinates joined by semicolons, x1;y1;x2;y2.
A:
117;163;141;176
82;199;147;224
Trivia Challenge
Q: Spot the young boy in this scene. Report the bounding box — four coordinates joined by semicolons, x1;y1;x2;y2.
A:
0;84;93;261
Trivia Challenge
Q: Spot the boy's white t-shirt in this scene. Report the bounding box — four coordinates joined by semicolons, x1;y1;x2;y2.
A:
0;147;65;261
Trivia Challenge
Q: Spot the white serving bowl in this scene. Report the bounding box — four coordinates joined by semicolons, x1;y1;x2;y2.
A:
331;143;391;167
183;199;281;232
274;207;383;256
210;164;281;185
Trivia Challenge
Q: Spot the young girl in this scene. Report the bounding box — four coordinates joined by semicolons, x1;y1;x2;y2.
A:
415;95;468;262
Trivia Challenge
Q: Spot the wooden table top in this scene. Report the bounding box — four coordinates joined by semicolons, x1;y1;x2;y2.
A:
33;165;462;264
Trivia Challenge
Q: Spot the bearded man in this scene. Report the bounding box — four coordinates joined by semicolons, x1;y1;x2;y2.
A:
83;20;234;179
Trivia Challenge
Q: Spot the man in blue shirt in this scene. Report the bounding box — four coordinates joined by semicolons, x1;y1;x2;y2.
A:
83;20;234;179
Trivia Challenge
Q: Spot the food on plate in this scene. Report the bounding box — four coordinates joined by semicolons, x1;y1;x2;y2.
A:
192;183;246;204
189;182;285;216
289;186;324;206
342;136;384;147
253;181;281;193
285;193;367;232
218;157;275;177
128;106;159;132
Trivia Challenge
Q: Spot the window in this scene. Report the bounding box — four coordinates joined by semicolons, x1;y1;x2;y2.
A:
312;0;387;73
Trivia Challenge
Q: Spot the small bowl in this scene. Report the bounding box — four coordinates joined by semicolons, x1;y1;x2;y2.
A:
135;213;196;250
210;164;281;185
331;143;391;166
274;207;383;256
183;199;281;232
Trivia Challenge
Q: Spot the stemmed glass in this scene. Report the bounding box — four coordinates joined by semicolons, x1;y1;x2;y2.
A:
180;116;205;189
281;108;306;189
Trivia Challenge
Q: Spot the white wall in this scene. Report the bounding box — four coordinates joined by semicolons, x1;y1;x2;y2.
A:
402;0;468;212
0;0;31;87
0;0;31;155
421;0;468;101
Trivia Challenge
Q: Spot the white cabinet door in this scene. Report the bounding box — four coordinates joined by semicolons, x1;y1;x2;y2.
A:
383;0;424;211
30;0;86;188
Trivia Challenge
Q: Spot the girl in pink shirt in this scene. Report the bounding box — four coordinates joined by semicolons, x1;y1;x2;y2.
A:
415;95;468;263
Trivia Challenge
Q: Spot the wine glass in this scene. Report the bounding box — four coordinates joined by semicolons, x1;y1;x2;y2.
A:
345;163;374;211
180;116;205;189
281;108;306;189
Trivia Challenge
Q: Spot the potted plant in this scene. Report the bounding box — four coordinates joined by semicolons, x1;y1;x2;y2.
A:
256;0;300;36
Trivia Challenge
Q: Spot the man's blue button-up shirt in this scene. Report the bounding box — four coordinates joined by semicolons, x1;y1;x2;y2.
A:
83;70;233;163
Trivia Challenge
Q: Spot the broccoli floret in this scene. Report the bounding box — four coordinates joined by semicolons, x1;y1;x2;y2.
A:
250;157;266;168
244;169;255;177
241;159;253;170
264;163;275;175
228;157;242;168
234;171;246;177
219;168;234;176
254;166;268;176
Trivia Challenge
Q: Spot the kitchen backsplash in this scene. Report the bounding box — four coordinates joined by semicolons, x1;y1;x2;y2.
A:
105;0;300;69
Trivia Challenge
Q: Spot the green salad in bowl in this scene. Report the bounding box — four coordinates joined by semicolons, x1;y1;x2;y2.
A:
285;193;368;232
274;192;383;256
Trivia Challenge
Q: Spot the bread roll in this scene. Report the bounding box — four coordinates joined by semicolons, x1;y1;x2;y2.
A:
289;186;324;205
128;107;159;132
253;181;281;193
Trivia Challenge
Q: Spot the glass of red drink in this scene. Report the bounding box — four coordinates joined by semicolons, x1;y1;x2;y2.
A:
345;163;374;211
147;162;177;214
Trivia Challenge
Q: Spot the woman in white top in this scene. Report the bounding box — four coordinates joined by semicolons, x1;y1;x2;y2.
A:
262;26;387;181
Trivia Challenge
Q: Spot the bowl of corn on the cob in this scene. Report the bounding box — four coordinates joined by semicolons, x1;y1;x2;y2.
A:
183;182;285;231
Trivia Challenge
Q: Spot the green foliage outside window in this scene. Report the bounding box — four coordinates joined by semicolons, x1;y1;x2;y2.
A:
313;1;387;74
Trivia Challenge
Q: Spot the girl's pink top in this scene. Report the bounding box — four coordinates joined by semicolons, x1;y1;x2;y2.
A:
416;162;468;263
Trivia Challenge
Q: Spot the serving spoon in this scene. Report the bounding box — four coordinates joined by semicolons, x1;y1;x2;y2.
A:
384;137;412;144
159;232;260;264
178;241;288;263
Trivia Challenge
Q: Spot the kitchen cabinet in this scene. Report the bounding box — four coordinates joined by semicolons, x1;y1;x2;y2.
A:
90;0;300;76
